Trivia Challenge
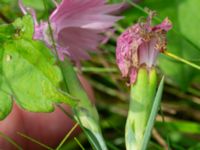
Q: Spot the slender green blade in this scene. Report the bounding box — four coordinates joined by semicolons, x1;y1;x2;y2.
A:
141;77;165;150
126;68;158;150
60;60;107;150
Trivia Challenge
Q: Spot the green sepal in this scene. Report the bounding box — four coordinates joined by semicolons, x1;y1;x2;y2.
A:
125;67;158;150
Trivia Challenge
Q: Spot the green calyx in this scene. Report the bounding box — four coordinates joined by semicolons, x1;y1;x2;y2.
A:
125;67;158;150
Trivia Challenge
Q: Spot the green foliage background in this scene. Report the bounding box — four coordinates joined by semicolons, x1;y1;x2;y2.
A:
0;0;200;149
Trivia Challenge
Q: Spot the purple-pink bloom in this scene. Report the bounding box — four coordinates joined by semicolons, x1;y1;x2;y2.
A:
116;14;172;84
19;0;122;62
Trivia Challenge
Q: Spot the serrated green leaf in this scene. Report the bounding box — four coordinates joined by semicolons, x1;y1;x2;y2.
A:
0;15;76;114
13;15;34;39
0;91;13;120
0;47;13;120
0;47;3;86
0;24;15;43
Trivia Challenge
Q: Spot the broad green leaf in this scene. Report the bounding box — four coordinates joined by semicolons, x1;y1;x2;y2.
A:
0;47;13;120
0;24;15;43
22;0;45;10
13;15;34;39
0;15;76;117
0;90;13;120
156;121;200;148
156;0;200;90
2;40;76;111
22;0;54;10
156;121;200;134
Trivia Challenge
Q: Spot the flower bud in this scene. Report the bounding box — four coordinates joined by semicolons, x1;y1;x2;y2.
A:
116;13;172;84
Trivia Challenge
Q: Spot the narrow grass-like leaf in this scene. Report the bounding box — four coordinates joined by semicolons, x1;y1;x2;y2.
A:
0;131;23;150
17;132;54;150
74;137;85;150
56;123;78;150
141;77;165;150
163;51;200;71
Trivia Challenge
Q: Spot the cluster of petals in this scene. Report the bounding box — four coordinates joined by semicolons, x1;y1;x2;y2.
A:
116;13;172;84
19;0;122;62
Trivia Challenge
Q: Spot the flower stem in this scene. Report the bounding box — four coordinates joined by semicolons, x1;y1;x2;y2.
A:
56;123;79;150
126;68;157;150
17;132;53;150
42;1;108;149
74;137;86;150
164;51;200;71
0;132;23;150
42;0;70;93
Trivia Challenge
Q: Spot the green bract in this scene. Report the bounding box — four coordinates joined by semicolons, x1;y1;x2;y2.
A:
125;68;158;150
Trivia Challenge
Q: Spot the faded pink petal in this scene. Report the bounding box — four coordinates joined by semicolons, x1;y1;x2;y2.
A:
46;0;122;61
116;24;143;80
19;0;122;62
152;18;172;31
129;68;137;85
116;14;172;84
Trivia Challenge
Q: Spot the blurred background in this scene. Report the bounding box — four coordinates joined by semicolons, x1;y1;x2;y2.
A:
1;0;200;149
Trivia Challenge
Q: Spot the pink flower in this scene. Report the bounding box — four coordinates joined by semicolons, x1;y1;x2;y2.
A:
19;0;122;62
116;13;172;84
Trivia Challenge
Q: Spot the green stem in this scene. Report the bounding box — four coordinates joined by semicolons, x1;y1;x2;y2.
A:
42;0;70;93
74;137;86;150
56;123;78;150
42;1;107;149
164;51;200;71
0;132;23;150
17;132;53;150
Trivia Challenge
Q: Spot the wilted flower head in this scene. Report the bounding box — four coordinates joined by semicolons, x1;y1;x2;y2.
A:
19;0;122;62
116;12;172;84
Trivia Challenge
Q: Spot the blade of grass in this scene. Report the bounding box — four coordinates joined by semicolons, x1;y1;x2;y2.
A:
74;137;85;150
17;132;53;150
0;131;23;150
42;0;70;94
56;123;79;150
163;51;200;71
141;77;165;150
106;141;121;150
